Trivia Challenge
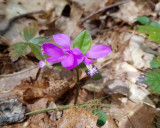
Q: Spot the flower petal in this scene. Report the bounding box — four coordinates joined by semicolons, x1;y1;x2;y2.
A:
61;53;77;70
83;56;93;65
53;34;71;49
42;43;64;57
86;45;111;59
72;47;84;65
38;60;46;68
46;56;65;63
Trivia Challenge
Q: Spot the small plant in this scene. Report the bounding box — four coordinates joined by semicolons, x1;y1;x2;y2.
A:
137;16;160;94
10;22;111;126
10;22;49;61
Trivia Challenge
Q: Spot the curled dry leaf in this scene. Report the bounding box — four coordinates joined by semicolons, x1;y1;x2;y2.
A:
44;80;69;101
13;80;48;102
13;67;76;102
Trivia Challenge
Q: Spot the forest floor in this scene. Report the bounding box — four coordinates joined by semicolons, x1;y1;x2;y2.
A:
0;0;160;127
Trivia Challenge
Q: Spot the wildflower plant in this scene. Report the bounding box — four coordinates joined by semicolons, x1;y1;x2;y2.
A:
9;22;111;126
137;16;160;94
39;30;111;78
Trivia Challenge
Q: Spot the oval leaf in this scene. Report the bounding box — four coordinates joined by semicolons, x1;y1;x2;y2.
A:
138;25;160;43
137;16;150;25
73;30;92;54
150;22;160;28
93;109;108;127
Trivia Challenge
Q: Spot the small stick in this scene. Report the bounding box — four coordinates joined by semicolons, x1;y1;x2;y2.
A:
79;0;131;25
0;10;45;35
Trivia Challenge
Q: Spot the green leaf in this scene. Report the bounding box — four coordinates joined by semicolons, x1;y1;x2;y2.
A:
137;16;150;25
93;109;108;127
10;42;28;60
90;71;102;80
138;25;160;43
28;43;44;60
23;22;38;41
150;58;160;68
150;22;160;28
73;30;92;54
77;63;87;70
141;69;160;94
29;37;49;46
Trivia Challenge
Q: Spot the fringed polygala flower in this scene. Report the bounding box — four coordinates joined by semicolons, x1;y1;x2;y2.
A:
39;32;111;77
39;34;83;70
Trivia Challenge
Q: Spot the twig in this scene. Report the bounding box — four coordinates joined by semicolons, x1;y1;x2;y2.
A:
25;103;112;115
79;0;131;25
0;10;45;35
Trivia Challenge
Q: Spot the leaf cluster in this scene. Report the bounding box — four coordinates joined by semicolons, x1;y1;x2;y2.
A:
10;22;48;60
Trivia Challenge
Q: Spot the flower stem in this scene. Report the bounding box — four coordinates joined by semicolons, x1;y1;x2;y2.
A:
76;68;79;83
74;68;81;104
25;103;112;116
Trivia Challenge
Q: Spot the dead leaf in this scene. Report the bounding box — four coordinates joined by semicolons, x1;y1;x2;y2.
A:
109;98;156;128
110;0;151;24
69;0;109;14
57;107;98;128
0;66;38;91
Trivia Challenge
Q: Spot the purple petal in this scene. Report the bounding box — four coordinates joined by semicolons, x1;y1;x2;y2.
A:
46;56;65;63
42;42;64;57
86;45;111;59
61;53;77;70
72;47;84;65
83;56;93;65
72;47;82;56
53;34;71;49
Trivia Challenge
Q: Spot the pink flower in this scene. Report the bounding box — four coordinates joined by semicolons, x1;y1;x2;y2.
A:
39;34;83;70
39;33;111;77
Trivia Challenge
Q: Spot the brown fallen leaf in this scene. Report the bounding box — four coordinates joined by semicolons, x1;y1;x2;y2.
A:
109;98;156;128
101;115;118;128
0;66;38;91
28;98;53;128
13;67;76;103
56;107;98;128
110;0;151;24
13;80;48;103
